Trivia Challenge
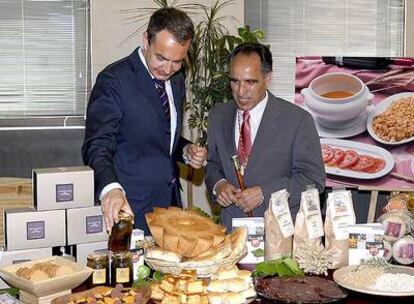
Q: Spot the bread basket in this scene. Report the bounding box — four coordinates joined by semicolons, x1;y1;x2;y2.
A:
145;246;247;277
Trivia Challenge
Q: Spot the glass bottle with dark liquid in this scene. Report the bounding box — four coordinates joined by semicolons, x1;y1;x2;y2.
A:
108;212;134;252
87;252;109;287
111;251;132;287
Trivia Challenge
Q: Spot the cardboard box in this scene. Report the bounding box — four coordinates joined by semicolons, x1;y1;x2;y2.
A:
66;206;109;245
0;247;52;289
232;217;265;264
0;178;33;247
75;241;108;266
33;166;94;210
348;223;385;265
4;208;66;250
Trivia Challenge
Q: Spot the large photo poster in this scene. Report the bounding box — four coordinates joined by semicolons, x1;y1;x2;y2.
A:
295;57;414;190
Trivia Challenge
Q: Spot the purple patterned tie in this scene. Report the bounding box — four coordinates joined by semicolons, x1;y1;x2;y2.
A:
153;79;170;121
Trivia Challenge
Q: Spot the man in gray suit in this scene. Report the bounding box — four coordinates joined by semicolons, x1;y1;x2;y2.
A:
205;42;325;231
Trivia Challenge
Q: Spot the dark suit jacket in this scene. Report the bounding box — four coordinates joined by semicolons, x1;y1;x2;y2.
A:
82;47;190;233
205;93;326;231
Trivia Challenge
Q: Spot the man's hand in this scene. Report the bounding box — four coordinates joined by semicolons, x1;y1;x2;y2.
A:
101;188;134;231
235;186;264;213
185;144;207;169
215;180;240;207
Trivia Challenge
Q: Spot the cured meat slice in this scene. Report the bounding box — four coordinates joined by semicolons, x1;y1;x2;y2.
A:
255;276;347;303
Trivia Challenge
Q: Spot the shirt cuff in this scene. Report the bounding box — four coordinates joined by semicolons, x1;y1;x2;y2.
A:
212;179;227;196
99;182;124;201
183;144;190;165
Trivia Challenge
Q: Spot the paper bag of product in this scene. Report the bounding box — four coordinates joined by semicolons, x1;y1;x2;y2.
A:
293;186;324;254
324;189;356;269
264;189;294;260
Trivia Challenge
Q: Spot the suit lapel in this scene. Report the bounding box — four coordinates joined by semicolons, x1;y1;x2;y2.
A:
244;93;282;175
171;76;182;150
222;102;238;159
131;48;171;124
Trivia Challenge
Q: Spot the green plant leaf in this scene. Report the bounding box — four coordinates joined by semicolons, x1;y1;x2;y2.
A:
137;265;151;280
153;270;164;281
253;257;303;278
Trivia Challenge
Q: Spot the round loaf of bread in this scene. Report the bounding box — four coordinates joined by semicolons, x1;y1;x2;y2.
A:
146;207;227;258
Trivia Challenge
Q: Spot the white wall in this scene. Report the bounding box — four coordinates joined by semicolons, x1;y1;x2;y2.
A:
90;0;244;214
91;0;244;81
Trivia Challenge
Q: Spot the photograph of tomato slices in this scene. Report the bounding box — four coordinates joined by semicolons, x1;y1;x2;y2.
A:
321;144;385;174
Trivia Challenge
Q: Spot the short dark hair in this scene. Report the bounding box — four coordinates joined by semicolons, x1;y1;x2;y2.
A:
230;42;273;74
146;7;194;45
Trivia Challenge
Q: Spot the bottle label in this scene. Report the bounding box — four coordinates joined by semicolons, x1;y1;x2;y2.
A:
116;267;130;283
92;269;106;284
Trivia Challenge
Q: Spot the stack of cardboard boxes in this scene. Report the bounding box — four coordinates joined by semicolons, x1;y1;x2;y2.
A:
2;167;108;274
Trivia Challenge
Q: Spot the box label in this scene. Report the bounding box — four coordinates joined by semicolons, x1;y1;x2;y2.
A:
27;221;45;240
233;217;264;264
86;215;103;234
56;183;74;202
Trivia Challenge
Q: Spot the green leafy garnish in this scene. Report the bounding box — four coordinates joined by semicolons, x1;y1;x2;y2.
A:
137;265;151;280
152;270;164;281
253;257;304;278
283;257;304;275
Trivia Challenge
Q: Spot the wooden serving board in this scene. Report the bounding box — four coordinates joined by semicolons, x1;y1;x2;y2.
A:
51;286;151;304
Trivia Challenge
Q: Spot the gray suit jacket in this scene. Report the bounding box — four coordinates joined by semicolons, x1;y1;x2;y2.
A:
205;92;326;231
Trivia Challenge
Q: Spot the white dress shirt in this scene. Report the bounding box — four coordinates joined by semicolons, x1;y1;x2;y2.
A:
235;91;268;148
99;47;178;200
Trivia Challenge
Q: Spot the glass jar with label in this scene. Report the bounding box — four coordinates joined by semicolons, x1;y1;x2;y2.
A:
111;251;132;287
108;212;134;252
87;252;109;287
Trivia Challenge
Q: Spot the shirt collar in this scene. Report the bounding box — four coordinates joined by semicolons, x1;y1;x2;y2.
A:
138;47;155;78
237;90;268;117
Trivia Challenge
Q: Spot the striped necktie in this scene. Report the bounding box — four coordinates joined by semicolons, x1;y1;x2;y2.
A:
238;111;252;167
153;79;170;121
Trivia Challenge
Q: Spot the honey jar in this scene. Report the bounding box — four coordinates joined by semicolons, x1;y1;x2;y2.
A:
111;251;132;287
87;252;109;287
108;212;134;252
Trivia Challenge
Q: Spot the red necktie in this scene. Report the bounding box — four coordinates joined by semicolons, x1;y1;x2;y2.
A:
238;111;252;167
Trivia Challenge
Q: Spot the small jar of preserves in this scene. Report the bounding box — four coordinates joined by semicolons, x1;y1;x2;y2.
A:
87;252;109;287
111;251;132;287
108;212;134;252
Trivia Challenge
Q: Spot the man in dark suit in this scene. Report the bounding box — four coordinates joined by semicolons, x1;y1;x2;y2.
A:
205;43;325;231
83;8;207;234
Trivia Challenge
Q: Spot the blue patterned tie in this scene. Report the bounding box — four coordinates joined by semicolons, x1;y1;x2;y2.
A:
153;79;170;121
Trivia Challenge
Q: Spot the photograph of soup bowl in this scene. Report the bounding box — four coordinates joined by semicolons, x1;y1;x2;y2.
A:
301;72;373;129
